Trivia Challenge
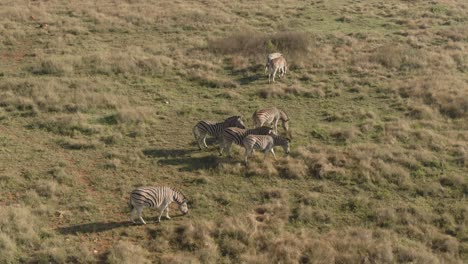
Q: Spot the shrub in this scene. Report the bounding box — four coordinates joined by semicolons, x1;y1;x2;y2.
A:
209;31;310;57
29;59;73;75
58;138;99;150
0;233;17;264
107;241;151;264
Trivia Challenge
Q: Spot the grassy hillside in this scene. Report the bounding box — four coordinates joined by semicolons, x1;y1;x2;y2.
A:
0;0;467;263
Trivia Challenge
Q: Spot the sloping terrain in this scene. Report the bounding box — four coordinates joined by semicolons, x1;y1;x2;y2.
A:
0;0;467;263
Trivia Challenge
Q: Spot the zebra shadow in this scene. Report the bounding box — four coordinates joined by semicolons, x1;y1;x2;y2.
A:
157;155;220;171
142;148;194;158
237;74;262;85
228;64;264;85
57;221;132;235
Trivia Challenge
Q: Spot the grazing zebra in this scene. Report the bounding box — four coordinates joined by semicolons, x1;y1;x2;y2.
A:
267;56;287;83
242;134;290;164
129;186;188;225
252;107;291;137
265;52;283;74
219;126;274;157
193;115;245;150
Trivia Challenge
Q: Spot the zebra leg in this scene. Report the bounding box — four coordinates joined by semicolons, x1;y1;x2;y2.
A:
158;204;169;222
193;126;201;150
274;118;279;134
271;148;277;160
165;206;171;219
244;148;251;164
272;68;278;82
130;208;137;223
137;207;146;225
225;141;233;157
202;134;208;148
219;140;225;156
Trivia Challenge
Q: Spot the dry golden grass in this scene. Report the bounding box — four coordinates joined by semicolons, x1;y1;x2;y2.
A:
0;0;467;262
107;241;151;264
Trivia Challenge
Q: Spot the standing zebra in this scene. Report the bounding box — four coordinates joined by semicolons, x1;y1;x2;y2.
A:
129;186;188;225
267;56;287;83
242;134;290;164
252;107;291;137
220;126;274;157
265;52;283;74
193;115;245;150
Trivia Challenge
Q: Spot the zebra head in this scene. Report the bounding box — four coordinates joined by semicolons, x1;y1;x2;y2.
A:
272;134;290;155
226;115;246;129
179;200;189;215
284;137;291;155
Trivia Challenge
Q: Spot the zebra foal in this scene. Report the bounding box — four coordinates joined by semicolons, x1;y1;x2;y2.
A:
129;186;188;224
219;126;274;157
193;115;245;150
242;134;290;164
252;107;291;137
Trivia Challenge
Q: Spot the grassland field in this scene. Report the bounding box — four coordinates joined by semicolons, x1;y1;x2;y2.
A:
0;0;467;263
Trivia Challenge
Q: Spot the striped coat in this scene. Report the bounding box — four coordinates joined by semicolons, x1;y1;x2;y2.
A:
267;56;287;83
265;53;283;73
193;115;245;149
242;134;290;163
252;107;290;136
129;186;188;224
219;126;273;157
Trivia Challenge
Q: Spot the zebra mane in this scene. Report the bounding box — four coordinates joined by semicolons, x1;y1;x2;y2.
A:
271;134;290;145
224;115;241;125
248;126;272;134
170;187;187;204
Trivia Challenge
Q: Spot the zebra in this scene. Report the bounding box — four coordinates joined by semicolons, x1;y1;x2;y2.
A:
193;115;245;150
265;52;283;74
219;126;274;157
129;186;188;225
267;56;287;83
252;107;291;137
242;134;290;164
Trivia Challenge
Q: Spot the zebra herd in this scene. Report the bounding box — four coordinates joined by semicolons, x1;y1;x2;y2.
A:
194;106;291;162
129;54;290;225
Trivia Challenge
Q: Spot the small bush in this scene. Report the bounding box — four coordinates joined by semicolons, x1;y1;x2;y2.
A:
277;158;308;179
370;44;426;71
58;138;98;150
209;31;309;57
258;84;324;99
103;107;154;125
0;233;17;264
107;241;151;264
29;59;73;75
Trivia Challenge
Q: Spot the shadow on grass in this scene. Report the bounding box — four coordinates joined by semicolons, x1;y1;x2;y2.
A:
143;148;194;158
57;215;187;235
57;221;132;235
158;155;220;171
237;73;262;85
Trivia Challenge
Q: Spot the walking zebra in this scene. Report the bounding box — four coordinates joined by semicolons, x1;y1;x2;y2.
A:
219;126;274;157
252;107;291;137
242;134;290;164
193;115;245;150
129;186;188;225
267;56;287;83
265;52;283;74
